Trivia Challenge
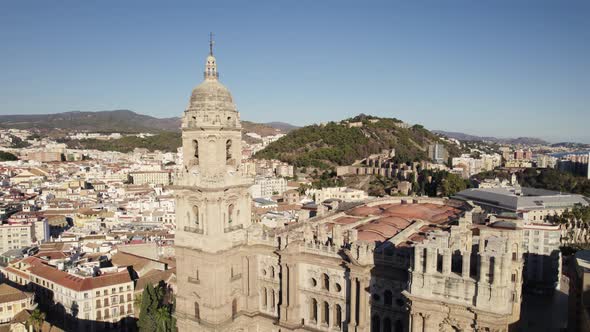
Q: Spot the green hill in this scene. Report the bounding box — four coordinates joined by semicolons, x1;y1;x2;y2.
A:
255;114;461;169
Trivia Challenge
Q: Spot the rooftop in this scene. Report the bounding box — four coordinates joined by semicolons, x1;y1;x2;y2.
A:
0;283;33;303
329;201;462;243
455;186;588;211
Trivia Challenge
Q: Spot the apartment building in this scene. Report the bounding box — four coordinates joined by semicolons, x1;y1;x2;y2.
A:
522;222;562;290
0;283;35;324
127;170;172;186
2;257;134;329
0;222;46;254
311;187;368;203
250;176;287;198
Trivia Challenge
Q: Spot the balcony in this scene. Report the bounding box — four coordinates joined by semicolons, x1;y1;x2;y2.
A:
184;226;204;234
224;224;243;233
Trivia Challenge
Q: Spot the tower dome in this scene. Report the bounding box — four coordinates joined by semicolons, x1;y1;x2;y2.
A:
184;34;240;129
188;79;236;112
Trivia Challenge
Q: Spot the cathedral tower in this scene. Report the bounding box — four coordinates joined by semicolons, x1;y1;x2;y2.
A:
174;36;256;331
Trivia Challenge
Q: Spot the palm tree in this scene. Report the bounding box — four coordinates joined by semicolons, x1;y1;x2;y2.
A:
26;309;46;332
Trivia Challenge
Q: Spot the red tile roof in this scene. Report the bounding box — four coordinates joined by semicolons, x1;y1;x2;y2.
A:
29;264;132;292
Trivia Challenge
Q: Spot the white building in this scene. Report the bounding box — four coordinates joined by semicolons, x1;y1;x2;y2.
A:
250;176;287;198
522;222;562;290
2;257;135;328
311;187;368;203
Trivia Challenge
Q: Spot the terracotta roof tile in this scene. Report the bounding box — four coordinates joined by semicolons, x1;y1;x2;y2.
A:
29;264;132;292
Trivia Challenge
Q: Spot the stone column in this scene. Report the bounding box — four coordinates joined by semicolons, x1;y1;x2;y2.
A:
319;300;326;327
411;313;423;332
423;314;438;331
462;251;471;279
502;255;512;284
424;248;435;274
327;302;334;329
358;278;369;326
480;255;490;284
413;247;423;273
492;256;501;285
442;249;452;275
479;237;486;253
286;263;299;323
348;277;358;329
279;264;289;319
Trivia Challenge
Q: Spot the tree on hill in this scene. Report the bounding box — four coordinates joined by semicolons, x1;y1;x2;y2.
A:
518;168;590;197
439;173;468;197
64;132;181;153
254;115;460;169
0;151;18;161
9;136;30;148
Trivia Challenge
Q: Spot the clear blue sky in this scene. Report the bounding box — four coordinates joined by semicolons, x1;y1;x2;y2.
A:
1;1;589;143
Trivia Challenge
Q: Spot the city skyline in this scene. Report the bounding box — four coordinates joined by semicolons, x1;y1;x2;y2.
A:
1;3;590;331
1;0;589;143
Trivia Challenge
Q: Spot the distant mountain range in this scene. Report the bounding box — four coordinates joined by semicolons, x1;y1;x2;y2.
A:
432;130;549;145
0;110;180;133
0;110;297;138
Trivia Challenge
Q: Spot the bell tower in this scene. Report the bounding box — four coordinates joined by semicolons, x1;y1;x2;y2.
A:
174;35;256;331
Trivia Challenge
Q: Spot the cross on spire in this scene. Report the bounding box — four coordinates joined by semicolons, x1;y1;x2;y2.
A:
209;32;214;56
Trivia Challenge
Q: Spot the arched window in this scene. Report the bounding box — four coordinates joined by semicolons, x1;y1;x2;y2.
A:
226;139;232;162
271;290;276;310
270;266;275;278
371;315;381;332
232;298;237;318
383;317;392;332
335;304;342;328
310;298;318;322
192;205;199;226
228;204;234;224
262;288;267;309
322;273;330;291
192;140;199;163
323;301;330;325
310;278;317;287
384;290;393;306
512;243;519;261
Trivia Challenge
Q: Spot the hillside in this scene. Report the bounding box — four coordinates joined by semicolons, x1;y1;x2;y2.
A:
255;115;461;169
63;132;181;153
0;110;295;143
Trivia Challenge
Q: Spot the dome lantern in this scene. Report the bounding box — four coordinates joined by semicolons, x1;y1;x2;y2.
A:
204;32;218;80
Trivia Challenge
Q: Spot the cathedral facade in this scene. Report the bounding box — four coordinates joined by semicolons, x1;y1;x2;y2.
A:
174;42;523;332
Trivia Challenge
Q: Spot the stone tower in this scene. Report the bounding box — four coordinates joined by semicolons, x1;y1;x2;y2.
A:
174;37;255;331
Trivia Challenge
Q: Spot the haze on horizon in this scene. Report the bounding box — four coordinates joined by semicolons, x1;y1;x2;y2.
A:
0;0;589;143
